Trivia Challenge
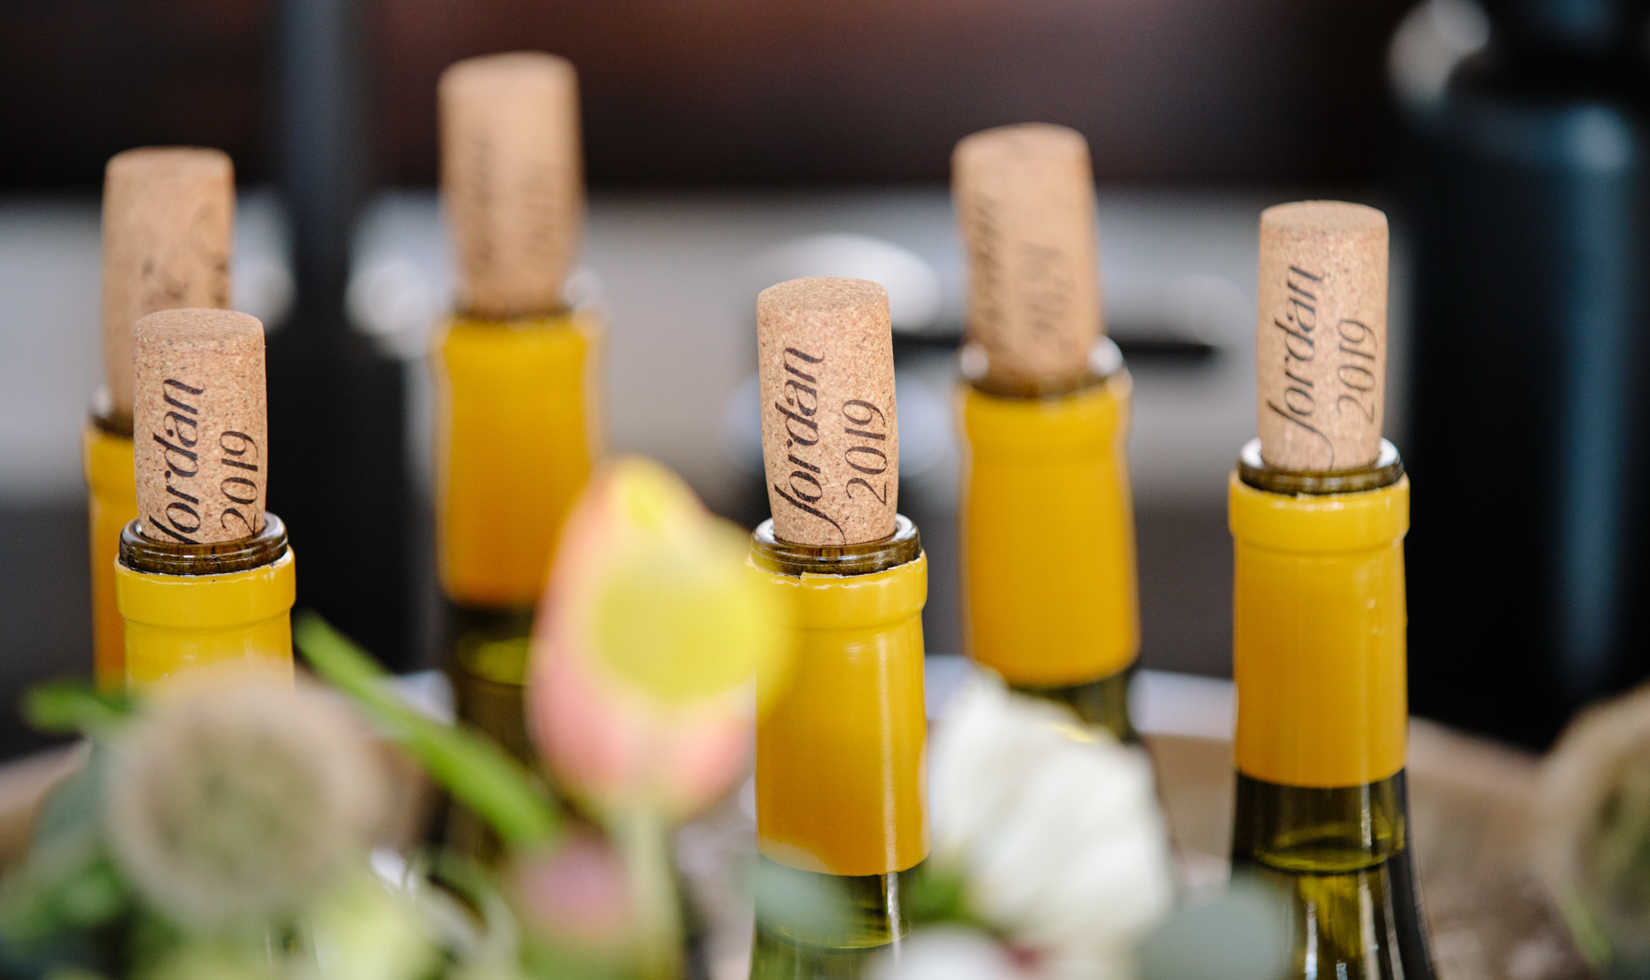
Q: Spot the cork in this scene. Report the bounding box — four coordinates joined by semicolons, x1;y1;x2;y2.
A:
133;309;268;544
758;278;898;546
102;147;235;419
1256;201;1388;472
953;123;1102;383
440;52;584;318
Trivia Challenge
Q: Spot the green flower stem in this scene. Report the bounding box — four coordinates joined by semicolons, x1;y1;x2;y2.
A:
293;613;562;852
23;682;134;738
613;808;682;980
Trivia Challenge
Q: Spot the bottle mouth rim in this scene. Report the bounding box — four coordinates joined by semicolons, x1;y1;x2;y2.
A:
960;337;1123;400
119;513;289;576
1237;438;1404;495
88;385;133;437
750;514;920;576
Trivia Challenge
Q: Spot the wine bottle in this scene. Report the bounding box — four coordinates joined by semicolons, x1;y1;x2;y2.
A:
1401;0;1650;748
433;52;600;847
952;124;1139;739
747;279;928;979
87;147;235;690
118;308;294;686
1229;202;1435;978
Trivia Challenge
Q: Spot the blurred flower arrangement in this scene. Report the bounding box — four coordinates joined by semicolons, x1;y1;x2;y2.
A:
0;455;1279;980
0;457;784;980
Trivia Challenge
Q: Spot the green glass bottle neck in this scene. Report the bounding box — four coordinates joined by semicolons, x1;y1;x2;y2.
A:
1237;437;1404;495
958;336;1124;400
1012;668;1138;743
750;857;914;980
118;513;289;576
1232;772;1436;980
1232;772;1407;874
89;385;133;437
750;515;920;576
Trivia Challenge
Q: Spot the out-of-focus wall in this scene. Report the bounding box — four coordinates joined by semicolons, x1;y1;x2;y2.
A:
0;0;1413;189
372;0;1413;185
0;0;272;187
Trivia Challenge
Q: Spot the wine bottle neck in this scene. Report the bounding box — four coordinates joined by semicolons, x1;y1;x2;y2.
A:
753;858;913;952
1232;771;1408;873
959;372;1140;708
435;310;597;608
1231;772;1437;980
119;512;289;576
1229;446;1410;788
750;526;929;879
1011;669;1139;743
749;515;920;576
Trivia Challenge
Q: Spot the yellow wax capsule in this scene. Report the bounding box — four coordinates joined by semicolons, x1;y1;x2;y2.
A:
435;310;601;608
752;551;929;878
960;371;1138;688
1230;471;1409;788
116;518;296;687
84;422;137;690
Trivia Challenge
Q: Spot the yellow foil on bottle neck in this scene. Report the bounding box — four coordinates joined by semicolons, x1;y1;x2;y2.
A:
435;310;602;608
959;373;1138;686
752;552;930;877
1230;473;1409;788
84;424;137;691
116;549;296;687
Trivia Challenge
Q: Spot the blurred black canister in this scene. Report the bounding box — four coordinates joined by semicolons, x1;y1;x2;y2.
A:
1400;0;1650;747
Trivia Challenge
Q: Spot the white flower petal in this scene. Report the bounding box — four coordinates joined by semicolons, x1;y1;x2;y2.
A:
929;672;1175;960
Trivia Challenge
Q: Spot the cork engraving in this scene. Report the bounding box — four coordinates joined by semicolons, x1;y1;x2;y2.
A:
953;123;1100;383
1256;201;1387;472
758;278;899;546
135;309;269;545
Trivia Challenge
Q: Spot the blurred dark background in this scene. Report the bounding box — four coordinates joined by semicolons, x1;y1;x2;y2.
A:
1;0;1411;191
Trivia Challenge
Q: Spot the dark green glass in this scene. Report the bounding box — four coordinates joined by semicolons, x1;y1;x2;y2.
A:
1231;771;1435;979
750;858;916;980
119;513;288;576
442;602;538;858
1237;438;1404;496
1012;667;1138;743
91;384;133;438
750;515;920;576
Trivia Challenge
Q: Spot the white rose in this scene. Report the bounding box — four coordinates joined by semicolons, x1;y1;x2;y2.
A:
929;672;1174;979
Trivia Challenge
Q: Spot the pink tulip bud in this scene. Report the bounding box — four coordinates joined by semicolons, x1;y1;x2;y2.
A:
527;457;791;820
511;833;633;948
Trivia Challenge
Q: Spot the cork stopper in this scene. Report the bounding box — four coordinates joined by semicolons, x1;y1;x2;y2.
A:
101;147;235;420
757;278;898;546
133;309;268;544
440;52;584;318
1256;201;1388;472
953;123;1102;383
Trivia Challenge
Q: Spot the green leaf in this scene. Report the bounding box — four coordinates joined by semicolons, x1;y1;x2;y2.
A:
292;613;561;851
22;682;134;737
0;832;132;946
